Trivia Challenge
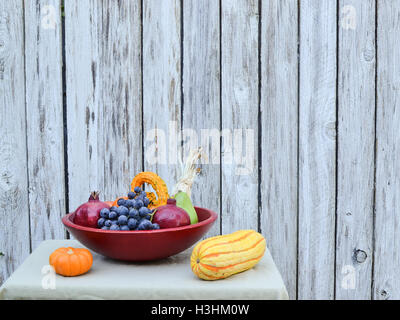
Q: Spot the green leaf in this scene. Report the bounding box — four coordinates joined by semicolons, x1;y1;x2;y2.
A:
174;191;198;224
0;252;4;257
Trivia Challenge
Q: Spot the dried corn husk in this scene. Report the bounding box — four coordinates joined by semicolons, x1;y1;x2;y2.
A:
171;147;203;198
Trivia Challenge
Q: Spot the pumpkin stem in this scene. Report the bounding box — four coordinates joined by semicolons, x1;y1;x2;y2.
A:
89;191;100;201
67;249;74;255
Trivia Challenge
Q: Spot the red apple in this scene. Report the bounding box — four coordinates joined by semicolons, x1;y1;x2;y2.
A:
152;199;190;229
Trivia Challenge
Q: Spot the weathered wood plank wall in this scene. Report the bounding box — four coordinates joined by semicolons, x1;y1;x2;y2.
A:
1;0;399;300
298;0;337;300
143;0;181;193
221;0;259;234
65;0;143;213
374;0;400;300
336;0;375;300
260;0;298;298
25;0;66;251
183;0;221;237
65;0;103;213
0;0;31;285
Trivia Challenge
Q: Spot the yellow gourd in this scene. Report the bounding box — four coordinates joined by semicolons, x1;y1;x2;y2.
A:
191;230;266;280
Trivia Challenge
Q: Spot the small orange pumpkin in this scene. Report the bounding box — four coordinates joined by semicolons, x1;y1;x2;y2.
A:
49;247;93;277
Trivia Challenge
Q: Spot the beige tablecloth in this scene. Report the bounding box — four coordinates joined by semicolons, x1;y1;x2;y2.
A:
0;240;289;300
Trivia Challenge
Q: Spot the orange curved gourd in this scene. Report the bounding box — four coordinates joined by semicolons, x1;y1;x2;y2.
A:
130;172;169;209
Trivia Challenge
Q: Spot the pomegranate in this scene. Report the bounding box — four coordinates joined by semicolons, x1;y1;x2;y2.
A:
152;199;190;229
73;191;110;228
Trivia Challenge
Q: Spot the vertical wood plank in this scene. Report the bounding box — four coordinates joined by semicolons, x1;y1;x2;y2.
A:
0;0;31;285
221;0;259;233
142;0;181;192
336;0;375;300
260;0;298;299
65;0;142;210
65;0;102;211
24;0;66;250
183;0;220;236
100;0;143;199
298;0;337;299
374;0;400;300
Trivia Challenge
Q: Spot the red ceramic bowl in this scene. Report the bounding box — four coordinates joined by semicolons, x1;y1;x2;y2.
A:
62;207;217;261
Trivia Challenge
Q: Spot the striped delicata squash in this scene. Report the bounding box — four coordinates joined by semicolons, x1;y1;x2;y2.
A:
191;230;266;280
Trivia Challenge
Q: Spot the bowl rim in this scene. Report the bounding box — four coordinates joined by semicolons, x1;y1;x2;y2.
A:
62;206;218;234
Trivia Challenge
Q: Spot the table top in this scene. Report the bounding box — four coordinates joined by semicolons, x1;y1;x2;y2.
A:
0;240;289;300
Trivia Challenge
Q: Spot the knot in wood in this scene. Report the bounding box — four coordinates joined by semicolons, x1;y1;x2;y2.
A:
354;249;367;263
324;121;337;140
380;290;389;299
363;46;375;62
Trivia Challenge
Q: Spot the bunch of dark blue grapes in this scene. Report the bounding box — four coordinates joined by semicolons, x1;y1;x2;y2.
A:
97;187;160;231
